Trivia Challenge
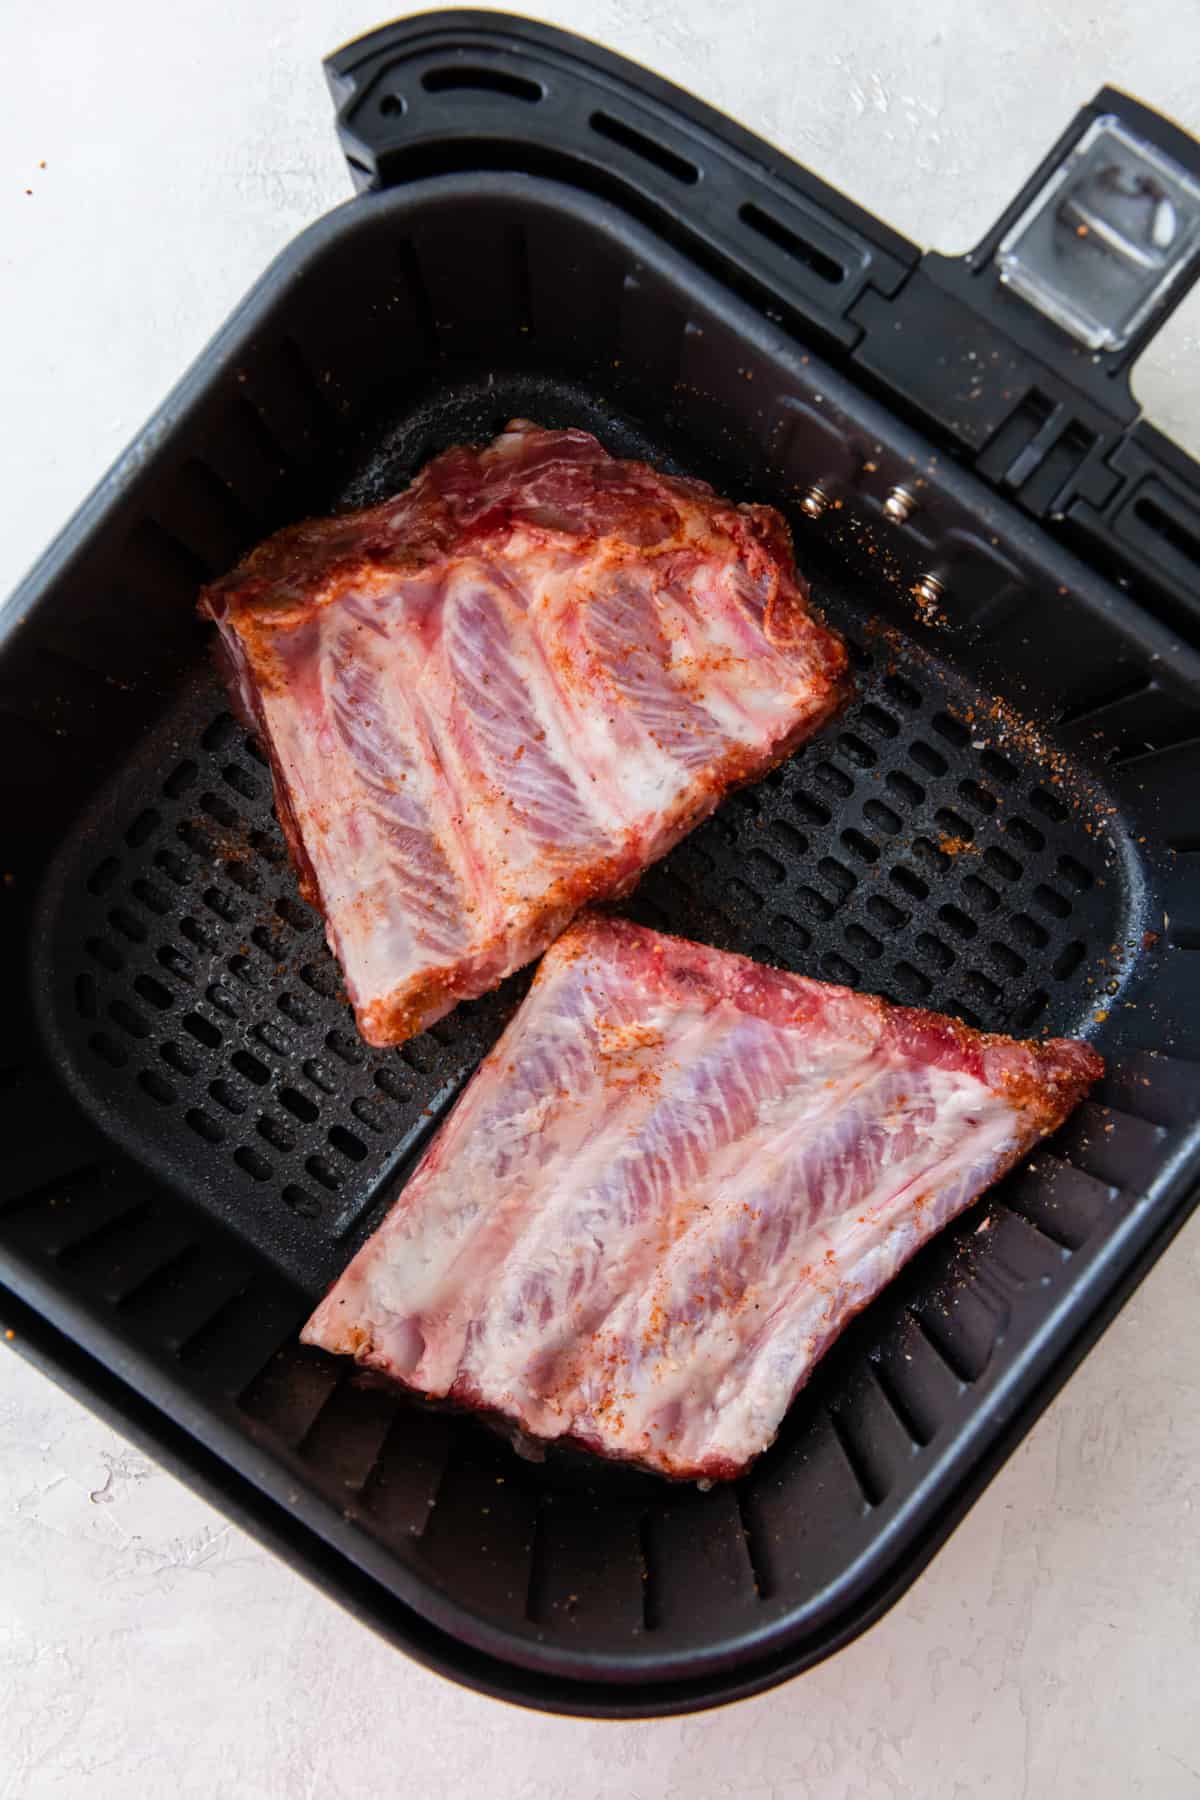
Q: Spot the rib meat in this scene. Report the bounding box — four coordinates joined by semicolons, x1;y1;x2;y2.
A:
302;915;1103;1481
200;422;848;1045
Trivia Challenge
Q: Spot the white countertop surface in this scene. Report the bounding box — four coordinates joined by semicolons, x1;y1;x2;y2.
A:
3;3;1199;1793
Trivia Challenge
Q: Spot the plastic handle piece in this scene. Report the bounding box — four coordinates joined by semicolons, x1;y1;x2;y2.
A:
322;10;916;356
923;87;1200;397
843;87;1200;628
324;17;1200;627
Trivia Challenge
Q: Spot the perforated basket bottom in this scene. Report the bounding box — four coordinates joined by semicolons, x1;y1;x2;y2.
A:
25;602;1155;1675
34;586;1133;1295
22;375;1167;1692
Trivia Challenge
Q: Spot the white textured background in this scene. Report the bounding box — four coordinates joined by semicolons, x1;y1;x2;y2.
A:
3;3;1200;1794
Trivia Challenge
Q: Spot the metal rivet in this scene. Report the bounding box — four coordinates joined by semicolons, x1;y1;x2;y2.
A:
914;573;945;605
800;484;830;519
883;484;918;524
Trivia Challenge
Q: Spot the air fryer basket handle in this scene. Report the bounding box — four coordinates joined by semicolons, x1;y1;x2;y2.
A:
851;86;1200;629
325;16;1200;631
915;87;1200;400
325;19;1200;397
323;11;917;357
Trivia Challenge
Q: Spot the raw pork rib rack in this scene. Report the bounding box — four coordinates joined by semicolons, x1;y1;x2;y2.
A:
304;915;1102;1481
201;421;848;1046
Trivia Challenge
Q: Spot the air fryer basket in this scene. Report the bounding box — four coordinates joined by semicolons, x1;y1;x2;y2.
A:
4;15;1200;1717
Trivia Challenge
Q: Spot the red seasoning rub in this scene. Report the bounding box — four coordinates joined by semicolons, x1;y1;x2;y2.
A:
303;914;1101;1482
200;421;849;1046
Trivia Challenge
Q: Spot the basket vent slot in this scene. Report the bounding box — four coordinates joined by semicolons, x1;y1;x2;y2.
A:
590;111;698;185
422;65;543;103
738;200;843;284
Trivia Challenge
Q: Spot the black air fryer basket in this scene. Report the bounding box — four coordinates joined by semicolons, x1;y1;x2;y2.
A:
5;14;1200;1716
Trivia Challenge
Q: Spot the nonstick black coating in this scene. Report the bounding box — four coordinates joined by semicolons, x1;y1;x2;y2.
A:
35;368;1145;1292
6;174;1200;1714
